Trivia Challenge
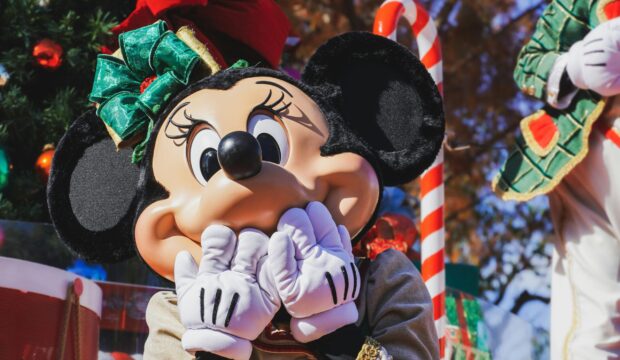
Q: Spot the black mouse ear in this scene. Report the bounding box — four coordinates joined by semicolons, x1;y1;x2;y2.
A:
47;109;140;262
302;32;445;186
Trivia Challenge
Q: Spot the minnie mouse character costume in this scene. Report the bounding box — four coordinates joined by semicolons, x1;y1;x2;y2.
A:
47;1;443;359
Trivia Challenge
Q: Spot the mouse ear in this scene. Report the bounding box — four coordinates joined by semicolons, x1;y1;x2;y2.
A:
302;32;445;186
47;109;141;262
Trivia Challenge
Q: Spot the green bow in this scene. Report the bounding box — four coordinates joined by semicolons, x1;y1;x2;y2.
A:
89;21;200;163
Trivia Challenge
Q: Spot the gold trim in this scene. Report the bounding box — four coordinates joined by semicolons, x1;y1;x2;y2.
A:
356;337;383;360
596;0;619;22
104;123;123;146
104;122;144;149
562;253;579;360
492;99;607;202
111;48;123;60
520;110;560;157
108;27;221;75
175;26;221;75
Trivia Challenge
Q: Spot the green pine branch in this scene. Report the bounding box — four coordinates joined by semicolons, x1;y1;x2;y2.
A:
0;0;131;221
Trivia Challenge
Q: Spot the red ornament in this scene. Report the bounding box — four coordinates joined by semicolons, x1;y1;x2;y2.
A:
357;213;419;260
139;75;158;93
111;352;134;360
35;144;55;182
32;39;63;69
99;45;113;55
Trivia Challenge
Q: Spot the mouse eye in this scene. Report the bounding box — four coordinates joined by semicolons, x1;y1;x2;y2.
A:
248;113;289;165
188;127;221;185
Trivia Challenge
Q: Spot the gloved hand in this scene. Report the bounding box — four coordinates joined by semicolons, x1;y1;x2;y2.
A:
566;17;620;97
175;225;280;360
268;201;360;343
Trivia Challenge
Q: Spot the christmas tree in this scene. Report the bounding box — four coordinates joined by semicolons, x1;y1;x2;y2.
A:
0;0;132;221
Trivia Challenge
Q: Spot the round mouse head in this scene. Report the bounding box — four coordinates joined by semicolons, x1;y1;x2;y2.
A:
48;30;444;281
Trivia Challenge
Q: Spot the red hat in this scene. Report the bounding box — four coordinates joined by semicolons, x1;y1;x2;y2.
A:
113;0;290;69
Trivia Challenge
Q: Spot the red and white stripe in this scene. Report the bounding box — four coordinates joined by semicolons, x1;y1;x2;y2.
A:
374;1;446;358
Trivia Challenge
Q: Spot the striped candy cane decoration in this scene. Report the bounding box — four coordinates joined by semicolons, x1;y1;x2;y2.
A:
373;1;446;358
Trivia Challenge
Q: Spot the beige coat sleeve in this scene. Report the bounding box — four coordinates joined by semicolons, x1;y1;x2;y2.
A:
143;291;194;360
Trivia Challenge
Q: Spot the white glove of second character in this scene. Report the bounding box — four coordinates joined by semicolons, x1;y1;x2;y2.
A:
268;201;360;343
175;225;280;360
566;17;620;96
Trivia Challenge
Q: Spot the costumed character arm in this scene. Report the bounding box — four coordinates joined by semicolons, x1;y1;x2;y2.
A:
143;291;230;360
361;249;439;360
267;202;362;345
565;17;620;97
513;0;592;108
302;249;439;360
493;0;617;201
144;291;194;359
268;202;435;359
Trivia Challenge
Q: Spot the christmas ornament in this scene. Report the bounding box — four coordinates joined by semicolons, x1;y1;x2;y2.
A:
0;147;10;192
99;45;113;55
35;144;55;182
358;213;418;260
0;64;9;88
32;39;63;69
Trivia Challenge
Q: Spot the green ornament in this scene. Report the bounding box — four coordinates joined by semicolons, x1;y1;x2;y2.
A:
229;59;249;69
0;147;10;191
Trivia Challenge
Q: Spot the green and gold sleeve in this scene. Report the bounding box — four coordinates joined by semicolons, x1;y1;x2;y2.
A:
513;0;593;100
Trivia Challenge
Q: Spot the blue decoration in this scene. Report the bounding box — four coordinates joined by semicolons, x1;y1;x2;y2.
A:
66;259;107;281
378;187;415;218
0;64;9;85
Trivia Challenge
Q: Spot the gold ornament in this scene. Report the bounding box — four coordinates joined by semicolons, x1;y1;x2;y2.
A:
356;337;383;360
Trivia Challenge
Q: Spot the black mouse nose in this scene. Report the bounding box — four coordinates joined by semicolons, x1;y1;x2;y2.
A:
217;131;262;180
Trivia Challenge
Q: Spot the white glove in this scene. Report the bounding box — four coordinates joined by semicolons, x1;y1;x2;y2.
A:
268;201;360;343
174;225;280;360
566;17;620;97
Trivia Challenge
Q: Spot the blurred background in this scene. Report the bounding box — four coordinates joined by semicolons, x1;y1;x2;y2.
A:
0;0;554;358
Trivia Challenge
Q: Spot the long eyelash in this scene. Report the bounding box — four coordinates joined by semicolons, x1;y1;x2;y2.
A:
256;89;291;116
273;101;292;114
165;105;202;146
